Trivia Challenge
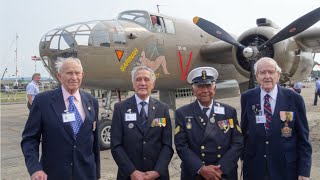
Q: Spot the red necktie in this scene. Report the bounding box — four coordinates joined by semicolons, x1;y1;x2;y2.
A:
264;94;272;134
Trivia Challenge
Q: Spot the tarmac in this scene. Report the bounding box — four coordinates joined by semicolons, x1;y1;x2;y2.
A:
1;82;319;180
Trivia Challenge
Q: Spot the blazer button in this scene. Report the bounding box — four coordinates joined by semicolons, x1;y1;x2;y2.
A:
143;141;146;144
73;145;76;148
143;157;147;160
218;146;221;150
264;155;267;158
201;153;205;157
217;154;221;158
201;146;205;150
265;141;269;144
70;162;73;166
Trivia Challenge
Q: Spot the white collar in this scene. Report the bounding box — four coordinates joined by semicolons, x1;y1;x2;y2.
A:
260;85;278;101
197;99;213;110
135;94;150;105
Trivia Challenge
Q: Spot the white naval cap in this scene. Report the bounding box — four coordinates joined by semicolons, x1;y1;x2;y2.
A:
187;67;219;85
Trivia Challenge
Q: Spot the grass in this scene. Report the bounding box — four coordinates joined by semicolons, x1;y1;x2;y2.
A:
0;91;26;103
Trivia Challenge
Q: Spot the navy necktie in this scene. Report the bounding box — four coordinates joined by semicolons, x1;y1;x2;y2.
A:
202;107;209;124
140;101;147;129
68;96;83;138
202;107;210;118
264;94;272;134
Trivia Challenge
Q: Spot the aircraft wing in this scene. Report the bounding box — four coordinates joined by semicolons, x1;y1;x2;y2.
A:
294;27;320;53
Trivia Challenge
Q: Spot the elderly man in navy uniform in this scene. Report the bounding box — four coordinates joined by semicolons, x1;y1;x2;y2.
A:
175;67;243;180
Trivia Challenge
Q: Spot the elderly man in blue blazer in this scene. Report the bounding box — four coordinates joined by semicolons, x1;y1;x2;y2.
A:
241;57;312;180
21;57;100;180
111;66;173;180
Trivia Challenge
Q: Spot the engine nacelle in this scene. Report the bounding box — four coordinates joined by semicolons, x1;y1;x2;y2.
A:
231;24;310;83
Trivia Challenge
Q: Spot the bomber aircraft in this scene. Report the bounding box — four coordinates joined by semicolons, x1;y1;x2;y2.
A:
39;8;320;149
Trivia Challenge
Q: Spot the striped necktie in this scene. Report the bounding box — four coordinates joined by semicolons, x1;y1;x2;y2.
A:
264;94;272;134
68;96;83;138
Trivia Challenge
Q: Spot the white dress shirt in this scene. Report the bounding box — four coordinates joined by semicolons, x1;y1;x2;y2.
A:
260;85;278;115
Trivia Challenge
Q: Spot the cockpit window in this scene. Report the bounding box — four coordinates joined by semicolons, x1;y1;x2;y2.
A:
163;18;175;34
43;21;101;50
117;10;152;31
107;21;126;45
89;22;110;47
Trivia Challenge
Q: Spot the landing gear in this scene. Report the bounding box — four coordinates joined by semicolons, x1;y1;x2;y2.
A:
98;90;125;150
98;90;112;150
98;119;112;150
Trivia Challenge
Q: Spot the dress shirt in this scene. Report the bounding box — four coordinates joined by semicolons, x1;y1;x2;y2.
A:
135;94;150;117
260;86;278;115
62;86;85;121
197;100;213;118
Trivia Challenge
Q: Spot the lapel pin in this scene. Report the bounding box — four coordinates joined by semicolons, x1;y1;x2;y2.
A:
152;106;155;110
127;109;132;113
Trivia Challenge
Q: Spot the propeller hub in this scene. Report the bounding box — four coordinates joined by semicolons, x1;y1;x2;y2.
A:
243;46;259;60
243;47;254;58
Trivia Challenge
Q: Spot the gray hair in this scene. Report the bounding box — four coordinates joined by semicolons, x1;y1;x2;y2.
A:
55;57;83;73
254;57;282;75
131;66;156;83
32;73;41;80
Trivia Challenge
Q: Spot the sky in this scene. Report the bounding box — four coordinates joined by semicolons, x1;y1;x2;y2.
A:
1;0;320;78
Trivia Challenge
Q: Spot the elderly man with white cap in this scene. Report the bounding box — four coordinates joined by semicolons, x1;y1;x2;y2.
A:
174;67;243;180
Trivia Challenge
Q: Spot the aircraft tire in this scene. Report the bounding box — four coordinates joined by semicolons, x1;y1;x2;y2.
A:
98;119;112;150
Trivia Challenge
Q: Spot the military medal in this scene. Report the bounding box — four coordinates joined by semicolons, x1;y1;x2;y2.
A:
252;105;256;111
223;120;229;133
186;119;192;129
210;117;215;123
280;111;293;137
228;118;234;128
93;121;96;131
217;121;224;130
158;118;166;127
128;123;134;128
281;122;292;137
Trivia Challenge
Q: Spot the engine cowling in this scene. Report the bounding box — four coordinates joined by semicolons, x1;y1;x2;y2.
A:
231;25;300;82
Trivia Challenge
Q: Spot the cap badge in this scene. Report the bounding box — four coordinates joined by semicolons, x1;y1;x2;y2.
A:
202;70;207;80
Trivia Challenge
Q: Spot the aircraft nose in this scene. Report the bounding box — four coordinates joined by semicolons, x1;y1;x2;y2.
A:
39;20;106;77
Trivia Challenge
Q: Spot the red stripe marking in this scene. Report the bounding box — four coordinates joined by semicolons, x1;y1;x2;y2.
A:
178;51;193;81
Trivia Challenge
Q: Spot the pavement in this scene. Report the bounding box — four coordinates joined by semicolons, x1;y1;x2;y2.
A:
1;82;319;179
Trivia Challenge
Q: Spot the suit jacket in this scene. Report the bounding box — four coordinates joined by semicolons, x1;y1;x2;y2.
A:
175;100;243;180
21;87;100;180
240;85;312;180
111;95;173;180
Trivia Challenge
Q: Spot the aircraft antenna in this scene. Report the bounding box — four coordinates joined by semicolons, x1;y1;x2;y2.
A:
156;4;167;13
156;5;160;13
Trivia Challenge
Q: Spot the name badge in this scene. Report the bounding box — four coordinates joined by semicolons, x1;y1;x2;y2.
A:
214;106;225;115
256;115;266;124
62;113;76;123
125;113;137;121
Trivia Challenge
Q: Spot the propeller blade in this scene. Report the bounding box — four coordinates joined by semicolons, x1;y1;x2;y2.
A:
193;17;246;49
258;7;320;51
